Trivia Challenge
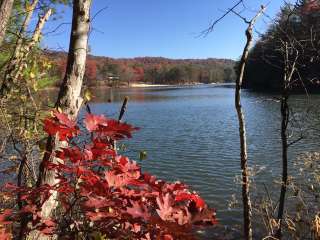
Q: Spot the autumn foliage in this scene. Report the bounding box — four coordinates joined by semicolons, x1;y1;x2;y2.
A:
0;111;216;239
85;59;97;85
47;51;235;86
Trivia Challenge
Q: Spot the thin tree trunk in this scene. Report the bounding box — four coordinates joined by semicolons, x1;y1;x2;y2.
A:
15;0;40;53
0;0;40;97
3;8;51;92
236;26;254;240
235;7;265;240
0;0;14;46
275;41;297;239
29;1;92;239
16;8;52;75
276;86;289;239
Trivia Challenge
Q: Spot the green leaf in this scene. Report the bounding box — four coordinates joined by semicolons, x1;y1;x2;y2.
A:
118;144;127;151
84;89;92;102
139;150;147;160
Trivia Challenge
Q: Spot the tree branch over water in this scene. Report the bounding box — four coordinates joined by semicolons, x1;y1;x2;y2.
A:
199;0;244;37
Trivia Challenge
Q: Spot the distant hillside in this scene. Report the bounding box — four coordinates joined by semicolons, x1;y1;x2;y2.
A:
45;51;236;87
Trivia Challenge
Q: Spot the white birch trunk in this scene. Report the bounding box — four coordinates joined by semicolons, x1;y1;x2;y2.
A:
29;1;92;239
0;0;14;46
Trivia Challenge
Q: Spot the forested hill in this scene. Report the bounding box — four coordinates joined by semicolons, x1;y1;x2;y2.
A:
242;0;320;92
46;51;236;87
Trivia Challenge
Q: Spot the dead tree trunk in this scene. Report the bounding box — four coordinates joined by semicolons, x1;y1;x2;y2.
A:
200;3;265;239
235;7;265;240
0;0;14;46
276;41;298;239
30;1;92;239
276;75;289;239
235;26;253;240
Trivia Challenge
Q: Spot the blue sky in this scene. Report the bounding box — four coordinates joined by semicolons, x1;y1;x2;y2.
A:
42;0;292;60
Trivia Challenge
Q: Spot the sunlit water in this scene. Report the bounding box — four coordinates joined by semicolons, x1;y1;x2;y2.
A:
10;84;320;238
85;85;320;230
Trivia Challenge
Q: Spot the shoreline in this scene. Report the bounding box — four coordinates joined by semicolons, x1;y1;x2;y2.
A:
129;83;170;88
129;82;206;88
40;82;217;91
39;82;234;93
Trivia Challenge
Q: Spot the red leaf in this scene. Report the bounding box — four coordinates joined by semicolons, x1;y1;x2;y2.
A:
57;182;74;194
43;112;78;141
84;114;139;140
0;209;13;225
43;118;59;136
0;228;11;240
84;114;108;131
53;111;76;128
85;211;113;222
57;147;82;163
21;205;38;215
43;119;78;141
105;171;126;188
99;119;139;140
116;156;140;173
88;139;116;160
83;149;93;161
83;197;111;209
156;193;174;222
163;234;174;240
191;208;218;225
79;170;100;185
175;193;205;210
37;219;56;235
126;201;151;221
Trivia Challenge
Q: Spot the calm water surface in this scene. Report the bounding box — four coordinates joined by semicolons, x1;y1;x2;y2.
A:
46;84;320;237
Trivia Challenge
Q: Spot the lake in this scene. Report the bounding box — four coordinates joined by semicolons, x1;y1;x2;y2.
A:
45;84;320;237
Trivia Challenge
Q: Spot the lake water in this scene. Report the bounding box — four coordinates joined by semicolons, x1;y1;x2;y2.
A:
44;84;320;237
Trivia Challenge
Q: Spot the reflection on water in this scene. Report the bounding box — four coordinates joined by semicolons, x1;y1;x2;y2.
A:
40;84;320;236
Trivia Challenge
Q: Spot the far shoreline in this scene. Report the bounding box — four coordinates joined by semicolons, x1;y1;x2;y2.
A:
41;82;224;91
129;82;208;88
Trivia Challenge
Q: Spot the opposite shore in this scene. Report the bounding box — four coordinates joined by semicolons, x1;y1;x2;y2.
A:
42;82;225;91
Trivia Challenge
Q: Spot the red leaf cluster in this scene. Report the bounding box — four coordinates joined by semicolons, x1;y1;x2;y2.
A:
0;112;216;239
84;114;139;140
43;111;79;141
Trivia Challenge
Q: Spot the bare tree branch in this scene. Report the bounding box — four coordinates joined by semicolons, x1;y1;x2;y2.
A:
199;0;244;37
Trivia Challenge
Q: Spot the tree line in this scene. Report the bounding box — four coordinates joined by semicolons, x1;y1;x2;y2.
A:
242;0;320;92
47;51;236;87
